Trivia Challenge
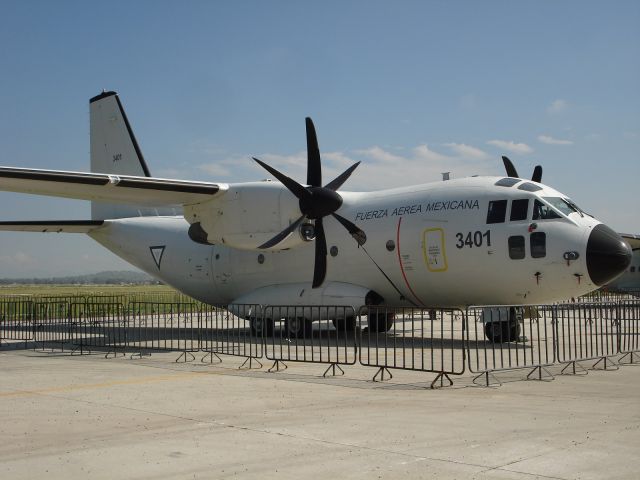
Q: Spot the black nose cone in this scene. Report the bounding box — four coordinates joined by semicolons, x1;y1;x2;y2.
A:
586;224;632;286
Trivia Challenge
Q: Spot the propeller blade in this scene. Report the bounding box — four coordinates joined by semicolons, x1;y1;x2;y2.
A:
306;117;322;187
253;157;310;201
502;156;519;178
324;161;361;191
332;213;367;246
312;218;327;288
532;165;543;183
257;215;307;249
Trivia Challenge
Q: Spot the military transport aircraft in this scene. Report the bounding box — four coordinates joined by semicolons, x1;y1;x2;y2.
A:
0;92;632;341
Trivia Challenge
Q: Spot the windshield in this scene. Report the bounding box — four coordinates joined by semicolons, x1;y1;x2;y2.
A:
543;197;581;216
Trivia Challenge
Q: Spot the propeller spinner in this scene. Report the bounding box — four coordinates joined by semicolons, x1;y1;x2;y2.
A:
253;118;366;288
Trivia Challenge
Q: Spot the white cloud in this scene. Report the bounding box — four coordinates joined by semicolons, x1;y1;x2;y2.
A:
195;140;498;191
344;143;495;190
538;135;573;145
443;143;489;160
198;162;234;177
547;99;568;114
354;146;406;163
486;140;533;155
412;144;452;163
0;252;36;266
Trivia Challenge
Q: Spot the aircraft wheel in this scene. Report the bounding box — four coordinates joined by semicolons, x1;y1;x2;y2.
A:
332;316;357;333
249;317;274;337
484;320;521;343
286;317;313;338
368;312;394;333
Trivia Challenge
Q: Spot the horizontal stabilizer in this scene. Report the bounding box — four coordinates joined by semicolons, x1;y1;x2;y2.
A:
0;220;105;233
0;167;226;206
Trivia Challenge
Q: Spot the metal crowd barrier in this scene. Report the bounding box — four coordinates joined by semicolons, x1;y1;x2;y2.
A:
199;304;263;367
66;302;125;356
5;294;639;388
128;302;200;360
466;305;556;384
554;302;620;372
263;305;357;376
618;300;640;364
33;300;72;351
0;299;33;344
359;306;465;387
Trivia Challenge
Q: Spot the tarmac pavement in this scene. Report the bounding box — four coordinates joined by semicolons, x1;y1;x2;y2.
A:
0;343;638;479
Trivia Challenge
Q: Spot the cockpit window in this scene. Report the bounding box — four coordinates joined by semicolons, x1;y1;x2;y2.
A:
517;182;543;192
487;200;508;224
495;178;520;187
510;199;529;221
533;199;562;220
543;197;579;216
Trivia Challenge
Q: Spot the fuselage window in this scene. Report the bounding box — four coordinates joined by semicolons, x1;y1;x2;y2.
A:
510;199;529;221
508;235;525;260
533;199;562;220
632;266;636;273
530;232;546;258
487;200;508;224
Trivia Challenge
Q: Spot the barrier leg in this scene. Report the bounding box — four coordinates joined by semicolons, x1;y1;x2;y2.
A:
526;366;554;382
201;352;222;364
472;371;501;387
239;357;263;370
618;352;640;365
430;372;454;389
560;361;588;375
591;356;619;371
105;350;125;359
268;360;287;373
175;351;196;363
322;363;345;378
372;367;393;382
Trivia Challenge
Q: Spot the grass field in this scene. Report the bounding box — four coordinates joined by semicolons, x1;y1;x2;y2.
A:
0;284;180;297
0;284;204;310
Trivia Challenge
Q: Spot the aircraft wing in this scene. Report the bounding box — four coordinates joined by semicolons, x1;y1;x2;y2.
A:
0;220;105;233
0;167;226;206
620;233;640;251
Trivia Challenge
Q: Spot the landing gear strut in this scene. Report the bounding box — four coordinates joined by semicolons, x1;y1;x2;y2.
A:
483;307;522;343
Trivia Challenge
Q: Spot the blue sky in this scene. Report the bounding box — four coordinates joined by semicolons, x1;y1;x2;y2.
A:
0;1;638;277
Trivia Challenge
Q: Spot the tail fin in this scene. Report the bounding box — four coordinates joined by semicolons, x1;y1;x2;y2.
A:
90;91;176;219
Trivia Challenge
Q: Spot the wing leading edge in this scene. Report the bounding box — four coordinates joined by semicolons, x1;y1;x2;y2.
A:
0;220;105;233
0;166;226;206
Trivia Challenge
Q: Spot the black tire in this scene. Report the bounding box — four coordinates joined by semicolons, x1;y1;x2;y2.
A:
484;320;521;343
249;317;274;337
332;316;357;333
286;317;313;339
368;312;394;333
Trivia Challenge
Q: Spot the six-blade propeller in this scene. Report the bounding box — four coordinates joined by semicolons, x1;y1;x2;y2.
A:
253;118;366;288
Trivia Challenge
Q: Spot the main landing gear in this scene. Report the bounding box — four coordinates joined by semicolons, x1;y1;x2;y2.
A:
483;307;523;343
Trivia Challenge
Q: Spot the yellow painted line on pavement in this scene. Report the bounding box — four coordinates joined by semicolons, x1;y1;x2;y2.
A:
0;370;220;398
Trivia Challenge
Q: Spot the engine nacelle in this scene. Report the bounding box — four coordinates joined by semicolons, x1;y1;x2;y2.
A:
184;181;309;250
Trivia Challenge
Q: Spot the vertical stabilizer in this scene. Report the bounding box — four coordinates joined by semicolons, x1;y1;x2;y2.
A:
90;91;174;219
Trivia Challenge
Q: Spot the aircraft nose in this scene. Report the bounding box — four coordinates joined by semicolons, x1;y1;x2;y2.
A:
586;224;632;286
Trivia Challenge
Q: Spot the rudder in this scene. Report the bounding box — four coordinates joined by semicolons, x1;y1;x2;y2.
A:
90;91;166;219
